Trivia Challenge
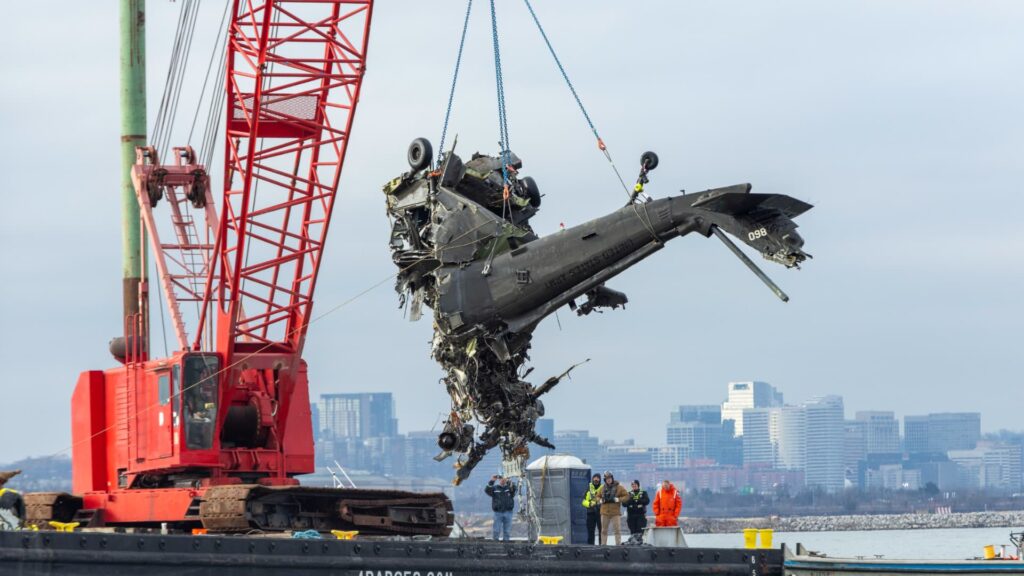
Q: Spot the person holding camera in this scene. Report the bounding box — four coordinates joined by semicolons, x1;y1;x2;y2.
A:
485;474;517;541
594;471;629;545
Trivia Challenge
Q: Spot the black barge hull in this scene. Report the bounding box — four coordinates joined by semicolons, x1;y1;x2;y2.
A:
0;530;782;576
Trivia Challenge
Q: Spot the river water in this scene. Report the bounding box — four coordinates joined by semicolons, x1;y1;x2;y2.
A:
686;527;1021;560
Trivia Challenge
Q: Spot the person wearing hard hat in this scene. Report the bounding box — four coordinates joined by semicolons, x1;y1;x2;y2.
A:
594;471;629;545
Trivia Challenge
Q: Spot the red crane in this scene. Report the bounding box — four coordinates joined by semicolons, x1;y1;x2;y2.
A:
26;0;452;533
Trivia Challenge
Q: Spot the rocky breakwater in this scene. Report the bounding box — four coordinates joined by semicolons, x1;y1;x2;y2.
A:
680;511;1024;534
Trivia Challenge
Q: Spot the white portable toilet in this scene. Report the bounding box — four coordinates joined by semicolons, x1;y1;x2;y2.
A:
524;454;591;544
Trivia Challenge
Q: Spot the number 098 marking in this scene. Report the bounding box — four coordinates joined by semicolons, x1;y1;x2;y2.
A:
747;228;768;241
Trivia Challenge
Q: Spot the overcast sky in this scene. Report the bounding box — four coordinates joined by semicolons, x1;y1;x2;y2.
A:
1;1;1022;464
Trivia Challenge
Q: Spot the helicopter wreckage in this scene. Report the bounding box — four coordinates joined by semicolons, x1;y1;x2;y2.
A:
382;138;812;484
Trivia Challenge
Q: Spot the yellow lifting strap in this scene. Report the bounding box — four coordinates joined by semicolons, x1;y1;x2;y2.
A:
538;535;563;545
331;530;359;540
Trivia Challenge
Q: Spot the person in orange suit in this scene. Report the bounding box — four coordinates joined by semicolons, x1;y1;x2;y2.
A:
653;479;682;527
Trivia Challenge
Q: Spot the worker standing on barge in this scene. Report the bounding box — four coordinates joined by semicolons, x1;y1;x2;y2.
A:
624;480;650;537
653;478;682;527
581;473;602;544
595;471;629;545
485;474;517;541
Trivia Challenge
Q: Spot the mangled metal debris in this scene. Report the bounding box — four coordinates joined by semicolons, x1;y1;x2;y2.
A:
383;138;813;484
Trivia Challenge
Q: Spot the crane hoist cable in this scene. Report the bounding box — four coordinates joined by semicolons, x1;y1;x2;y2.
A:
437;0;474;167
522;0;660;242
152;0;202;163
489;0;512;190
188;0;232;146
436;0;651;239
522;0;633;201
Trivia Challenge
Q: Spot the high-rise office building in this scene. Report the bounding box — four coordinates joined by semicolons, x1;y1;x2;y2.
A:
929;413;981;452
722;381;783;436
666;405;726;462
856;411;900;455
904;413;981;454
555;430;602;465
742;408;779;466
740;396;845;493
803;396;845;493
602;443;654;471
671;405;722;425
903;415;930;454
318;393;398;440
776;405;807;471
844;420;868;486
666;421;724;462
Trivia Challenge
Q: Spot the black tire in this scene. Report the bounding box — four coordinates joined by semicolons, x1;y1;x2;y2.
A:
521;176;541;207
407;137;433;171
641;150;659;171
437;432;457;451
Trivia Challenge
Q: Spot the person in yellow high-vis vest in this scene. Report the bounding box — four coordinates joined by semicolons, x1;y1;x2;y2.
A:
581;473;602;545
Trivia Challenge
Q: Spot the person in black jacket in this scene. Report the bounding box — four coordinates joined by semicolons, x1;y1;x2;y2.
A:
624;479;650;537
485;474;517;541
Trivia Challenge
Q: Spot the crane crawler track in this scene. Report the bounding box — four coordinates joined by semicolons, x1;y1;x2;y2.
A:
198;485;454;536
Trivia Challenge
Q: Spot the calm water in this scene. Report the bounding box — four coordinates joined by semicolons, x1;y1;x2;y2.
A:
686;527;1020;560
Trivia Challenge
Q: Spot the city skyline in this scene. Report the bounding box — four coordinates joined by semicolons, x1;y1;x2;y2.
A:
325;384;1017;442
299;380;1020;496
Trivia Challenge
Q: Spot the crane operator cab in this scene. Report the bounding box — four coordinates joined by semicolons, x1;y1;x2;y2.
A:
182;354;219;451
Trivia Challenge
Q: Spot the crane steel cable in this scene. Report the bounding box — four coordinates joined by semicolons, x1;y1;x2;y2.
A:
151;0;191;151
188;0;231;146
159;1;201;159
147;0;197;360
152;0;202;162
522;0;632;200
521;0;660;242
489;0;511;187
436;0;474;167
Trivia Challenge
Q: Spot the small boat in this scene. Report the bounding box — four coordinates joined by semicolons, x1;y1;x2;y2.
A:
784;534;1024;576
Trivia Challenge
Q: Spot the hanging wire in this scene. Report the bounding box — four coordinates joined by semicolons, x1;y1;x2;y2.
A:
488;0;511;187
151;0;191;151
189;0;231;146
437;0;474;167
152;0;203;162
522;0;632;199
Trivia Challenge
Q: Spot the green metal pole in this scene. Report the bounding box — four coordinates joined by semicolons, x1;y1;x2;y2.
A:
120;0;148;350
